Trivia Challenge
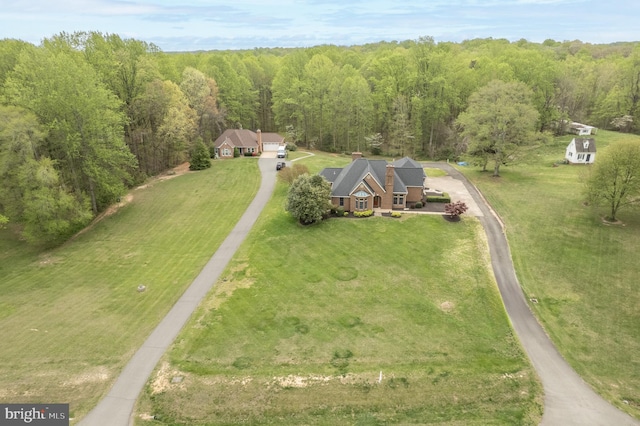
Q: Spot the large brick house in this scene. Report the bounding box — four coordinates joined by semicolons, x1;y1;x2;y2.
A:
319;153;426;212
213;129;284;158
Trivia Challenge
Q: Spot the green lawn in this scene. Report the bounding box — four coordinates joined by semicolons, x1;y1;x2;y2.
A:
135;169;542;425
0;159;261;421
458;130;640;417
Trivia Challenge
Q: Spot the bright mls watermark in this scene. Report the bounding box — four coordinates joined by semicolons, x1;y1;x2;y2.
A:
0;404;68;425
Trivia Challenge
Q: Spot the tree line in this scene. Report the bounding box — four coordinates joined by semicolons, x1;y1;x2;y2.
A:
1;32;640;243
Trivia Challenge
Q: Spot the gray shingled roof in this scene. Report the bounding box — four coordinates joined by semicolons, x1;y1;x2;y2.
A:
320;157;426;197
395;168;425;187
574;138;596;153
393;157;423;169
326;159;385;197
319;168;342;184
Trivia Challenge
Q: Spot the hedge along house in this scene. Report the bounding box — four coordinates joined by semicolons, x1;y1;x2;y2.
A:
319;153;426;212
565;137;596;164
213;129;284;158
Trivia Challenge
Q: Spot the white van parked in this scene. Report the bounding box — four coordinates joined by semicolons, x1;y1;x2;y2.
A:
277;146;287;158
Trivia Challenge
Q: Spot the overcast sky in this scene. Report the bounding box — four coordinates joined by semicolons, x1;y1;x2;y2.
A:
1;0;639;51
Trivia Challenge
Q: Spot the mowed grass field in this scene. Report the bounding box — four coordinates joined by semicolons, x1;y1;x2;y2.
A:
135;165;542;424
459;130;640;418
0;159;260;421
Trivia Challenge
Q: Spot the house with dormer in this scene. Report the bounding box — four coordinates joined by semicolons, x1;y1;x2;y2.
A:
565;138;596;164
319;153;426;212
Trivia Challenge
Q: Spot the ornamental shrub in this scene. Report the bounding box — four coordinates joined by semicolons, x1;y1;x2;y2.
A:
444;201;469;218
414;201;423;208
353;210;373;217
286;174;332;224
426;192;451;203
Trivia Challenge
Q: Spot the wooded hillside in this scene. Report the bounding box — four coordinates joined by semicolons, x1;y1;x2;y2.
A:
2;32;640;243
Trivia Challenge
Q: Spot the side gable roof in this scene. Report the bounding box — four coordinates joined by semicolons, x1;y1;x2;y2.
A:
261;132;285;143
572;138;596;153
567;138;596;153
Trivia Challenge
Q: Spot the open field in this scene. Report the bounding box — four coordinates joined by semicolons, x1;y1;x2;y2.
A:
135;167;542;425
459;130;640;417
0;159;260;421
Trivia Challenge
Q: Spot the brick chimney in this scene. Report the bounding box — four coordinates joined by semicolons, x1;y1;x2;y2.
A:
256;129;262;153
352;152;362;162
382;164;395;209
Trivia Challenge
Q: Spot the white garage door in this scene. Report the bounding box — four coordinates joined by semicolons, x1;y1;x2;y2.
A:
263;142;281;152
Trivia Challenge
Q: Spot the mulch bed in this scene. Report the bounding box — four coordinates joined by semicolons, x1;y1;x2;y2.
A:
414;202;447;213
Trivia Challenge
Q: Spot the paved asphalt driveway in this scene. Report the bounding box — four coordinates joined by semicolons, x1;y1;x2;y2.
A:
80;158;638;425
427;163;639;426
79;157;277;426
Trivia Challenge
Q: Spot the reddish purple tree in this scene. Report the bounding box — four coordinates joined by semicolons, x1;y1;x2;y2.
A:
444;201;468;220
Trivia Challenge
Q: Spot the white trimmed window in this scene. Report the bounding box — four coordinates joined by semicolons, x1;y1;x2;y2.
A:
354;190;369;210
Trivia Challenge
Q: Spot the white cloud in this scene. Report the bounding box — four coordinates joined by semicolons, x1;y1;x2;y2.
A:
1;0;639;51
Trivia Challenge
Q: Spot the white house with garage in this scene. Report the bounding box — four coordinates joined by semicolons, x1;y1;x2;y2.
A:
565;138;596;164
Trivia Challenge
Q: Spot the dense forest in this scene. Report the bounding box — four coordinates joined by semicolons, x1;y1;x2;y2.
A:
1;32;640;244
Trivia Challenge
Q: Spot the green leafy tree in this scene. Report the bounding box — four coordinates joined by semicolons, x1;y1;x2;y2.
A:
0;106;45;220
456;80;539;177
363;46;415;147
202;55;256;129
272;50;310;145
585;141;640;222
179;67;224;143
242;53;279;131
189;138;211;170
303;54;337;149
328;64;373;152
156;80;197;167
278;163;309;185
389;94;414;156
0;213;8;229
4;40;137;214
19;157;92;245
286;174;331;225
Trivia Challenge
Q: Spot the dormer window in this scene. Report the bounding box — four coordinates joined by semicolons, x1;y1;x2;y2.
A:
583;140;590;149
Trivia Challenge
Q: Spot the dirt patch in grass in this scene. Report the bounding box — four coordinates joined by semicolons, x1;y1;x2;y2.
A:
271;374;333;388
62;366;110;387
440;301;455;312
151;362;186;395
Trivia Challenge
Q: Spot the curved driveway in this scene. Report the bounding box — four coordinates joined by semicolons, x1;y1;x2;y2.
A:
79;157;277;426
80;157;638;425
427;163;638;426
